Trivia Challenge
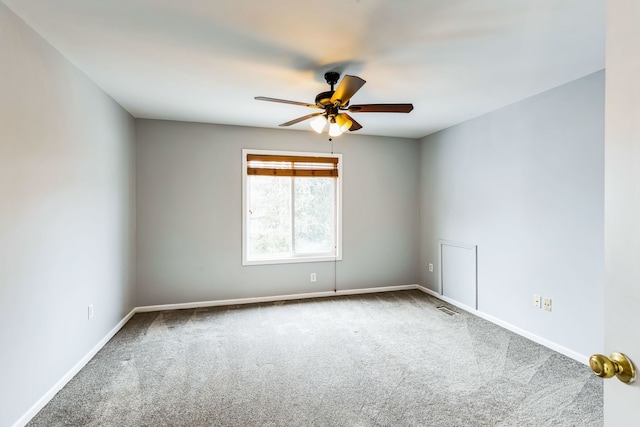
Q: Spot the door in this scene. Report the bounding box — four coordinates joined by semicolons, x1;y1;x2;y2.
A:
604;1;640;424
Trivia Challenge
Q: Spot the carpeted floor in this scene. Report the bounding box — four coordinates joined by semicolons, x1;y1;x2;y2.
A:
27;290;602;426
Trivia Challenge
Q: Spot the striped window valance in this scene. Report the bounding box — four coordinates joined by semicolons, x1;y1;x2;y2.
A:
246;154;339;177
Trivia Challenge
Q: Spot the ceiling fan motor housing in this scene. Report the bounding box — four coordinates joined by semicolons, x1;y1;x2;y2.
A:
315;91;334;107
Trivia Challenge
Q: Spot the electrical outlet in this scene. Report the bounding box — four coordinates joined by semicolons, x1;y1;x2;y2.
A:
88;304;94;320
428;263;434;272
310;273;317;282
543;298;552;312
533;295;541;308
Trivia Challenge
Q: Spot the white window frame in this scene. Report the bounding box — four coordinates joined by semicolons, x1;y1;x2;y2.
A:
242;148;342;266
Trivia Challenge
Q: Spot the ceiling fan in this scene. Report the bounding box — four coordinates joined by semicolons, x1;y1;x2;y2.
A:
255;71;414;137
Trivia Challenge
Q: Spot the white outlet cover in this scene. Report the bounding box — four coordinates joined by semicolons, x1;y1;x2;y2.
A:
533;295;541;308
543;298;552;312
428;263;434;272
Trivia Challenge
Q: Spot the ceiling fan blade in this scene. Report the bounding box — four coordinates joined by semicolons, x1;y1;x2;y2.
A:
342;113;362;131
330;75;366;106
279;112;324;127
348;103;414;113
255;96;320;108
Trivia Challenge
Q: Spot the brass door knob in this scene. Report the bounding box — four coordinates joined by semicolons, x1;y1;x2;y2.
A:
589;352;636;384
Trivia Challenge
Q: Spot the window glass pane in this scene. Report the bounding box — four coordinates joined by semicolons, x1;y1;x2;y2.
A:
294;177;335;254
247;175;292;258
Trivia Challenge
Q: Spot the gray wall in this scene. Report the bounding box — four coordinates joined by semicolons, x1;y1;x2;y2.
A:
418;71;605;357
0;4;136;427
0;4;606;422
135;120;419;306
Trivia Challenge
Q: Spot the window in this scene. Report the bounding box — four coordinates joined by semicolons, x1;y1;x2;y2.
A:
242;149;342;265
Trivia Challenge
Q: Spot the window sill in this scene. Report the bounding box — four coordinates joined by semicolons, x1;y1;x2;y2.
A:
243;254;342;266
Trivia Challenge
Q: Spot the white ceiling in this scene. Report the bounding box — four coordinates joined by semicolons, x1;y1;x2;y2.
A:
3;0;604;139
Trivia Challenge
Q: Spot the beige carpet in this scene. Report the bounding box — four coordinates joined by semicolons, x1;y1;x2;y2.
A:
28;290;602;426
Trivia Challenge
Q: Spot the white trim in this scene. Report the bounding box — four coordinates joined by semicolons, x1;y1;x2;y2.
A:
14;284;416;426
11;309;136;427
243;255;341;266
15;283;589;427
334;284;416;296
414;285;589;365
135;284;418;312
241;148;343;266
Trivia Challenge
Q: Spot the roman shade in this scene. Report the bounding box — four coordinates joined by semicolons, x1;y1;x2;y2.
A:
246;154;339;177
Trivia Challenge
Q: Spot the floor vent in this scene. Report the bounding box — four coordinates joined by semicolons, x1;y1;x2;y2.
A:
436;306;459;316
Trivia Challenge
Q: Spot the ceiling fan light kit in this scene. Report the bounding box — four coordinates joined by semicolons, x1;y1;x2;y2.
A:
255;72;414;137
328;120;343;137
334;114;352;134
310;115;327;133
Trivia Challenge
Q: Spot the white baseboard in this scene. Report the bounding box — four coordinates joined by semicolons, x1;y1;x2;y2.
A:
14;283;587;427
414;285;589;365
135;284;418;312
15;285;417;425
12;309;136;427
335;284;417;296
